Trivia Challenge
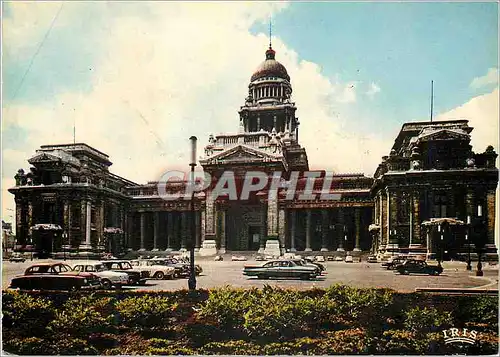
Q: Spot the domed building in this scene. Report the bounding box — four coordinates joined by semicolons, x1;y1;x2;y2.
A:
9;45;498;262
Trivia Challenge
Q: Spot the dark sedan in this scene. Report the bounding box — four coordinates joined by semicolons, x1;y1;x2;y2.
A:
396;260;443;275
100;260;149;285
9;262;101;291
243;260;319;280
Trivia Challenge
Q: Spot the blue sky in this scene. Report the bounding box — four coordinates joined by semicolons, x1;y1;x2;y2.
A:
252;2;498;134
2;1;499;223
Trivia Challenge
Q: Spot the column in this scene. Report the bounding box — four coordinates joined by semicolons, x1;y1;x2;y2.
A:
195;211;201;251
321;210;329;251
465;189;475;221
180;212;187;251
204;194;216;240
166;212;173;251
337;209;345;251
267;197;279;238
410;190;423;250
305;210;312;251
273;115;277;130
354;208;361;252
219;209;226;253
139;212;146;251
257;116;261;131
63;200;70;248
278;208;285;250
15;200;26;246
85;200;91;246
125;212;132;251
485;189;497;253
290;210;296;252
80;200;87;247
259;204;266;252
153;211;159;251
98;202;104;248
200;209;206;244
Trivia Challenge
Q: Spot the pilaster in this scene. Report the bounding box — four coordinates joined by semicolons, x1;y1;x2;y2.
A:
289;210;296;252
305;210;312;251
321;210;329;251
354;208;361;252
139;212;146;251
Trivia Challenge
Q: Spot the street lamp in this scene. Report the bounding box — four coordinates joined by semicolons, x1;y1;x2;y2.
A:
466;215;471;270
476;205;484;277
188;136;197;291
438;227;443;268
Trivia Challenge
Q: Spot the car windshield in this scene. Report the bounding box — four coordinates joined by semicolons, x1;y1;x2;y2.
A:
121;262;133;269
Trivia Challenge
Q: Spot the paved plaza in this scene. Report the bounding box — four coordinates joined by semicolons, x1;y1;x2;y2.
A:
2;257;498;293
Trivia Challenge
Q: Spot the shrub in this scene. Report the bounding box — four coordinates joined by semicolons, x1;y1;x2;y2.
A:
200;340;262;355
404;306;453;334
197;286;261;331
115;295;178;328
3;336;98;355
48;295;115;335
2;291;54;336
457;295;499;331
145;339;196;355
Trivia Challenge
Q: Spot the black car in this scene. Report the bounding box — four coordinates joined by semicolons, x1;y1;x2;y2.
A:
396;260;443;275
384;257;407;270
100;260;149;285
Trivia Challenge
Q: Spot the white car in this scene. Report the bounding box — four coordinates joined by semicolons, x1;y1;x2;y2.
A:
345;255;354;263
130;260;176;279
72;262;129;289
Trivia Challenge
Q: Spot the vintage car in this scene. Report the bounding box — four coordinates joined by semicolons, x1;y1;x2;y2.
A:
303;257;326;272
396;260;443;275
9;252;26;263
100;260;149;285
345;255;354;263
384;256;407;270
366;255;378;263
72;262;129;289
130;259;176;279
149;257;202;277
293;259;324;274
334;256;344;262
9;262;101;291
243;259;319;280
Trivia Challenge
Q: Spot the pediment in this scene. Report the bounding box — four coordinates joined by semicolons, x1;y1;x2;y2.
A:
201;145;282;166
417;129;470;142
28;153;61;164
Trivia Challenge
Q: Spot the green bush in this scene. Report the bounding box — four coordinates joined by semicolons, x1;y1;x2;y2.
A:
200;340;262;355
115;295;178;328
3;336;98;355
404;306;453;334
48;295;115;335
2;291;55;336
197;286;262;331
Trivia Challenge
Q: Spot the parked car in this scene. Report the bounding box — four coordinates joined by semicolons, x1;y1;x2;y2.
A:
384;256;407;270
100;260;149;285
231;255;248;261
396;260;443;275
243;259;319;280
345;255;354;263
302;258;326;272
334;256;344;262
148;257;194;278
9;252;26;263
9;262;101;291
255;255;266;261
130;259;176;279
315;255;326;262
367;255;378;263
71;262;129;289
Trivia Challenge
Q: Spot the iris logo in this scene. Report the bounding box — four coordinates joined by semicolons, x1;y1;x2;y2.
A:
442;327;478;345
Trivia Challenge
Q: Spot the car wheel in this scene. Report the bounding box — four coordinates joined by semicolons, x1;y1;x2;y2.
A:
101;279;112;290
154;271;165;280
402;270;409;275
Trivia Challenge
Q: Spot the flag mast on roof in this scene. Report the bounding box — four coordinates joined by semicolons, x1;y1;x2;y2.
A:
430;80;434;122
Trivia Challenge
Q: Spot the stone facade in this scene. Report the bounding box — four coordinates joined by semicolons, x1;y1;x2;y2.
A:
8;46;498;260
371;120;498;260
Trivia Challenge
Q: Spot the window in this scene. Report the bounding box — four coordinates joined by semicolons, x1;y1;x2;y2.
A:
85;266;95;272
74;266;82;272
433;192;448;218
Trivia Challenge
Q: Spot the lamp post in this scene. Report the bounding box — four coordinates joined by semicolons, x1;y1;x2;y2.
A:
437;224;443;267
188;136;197;291
466;215;471;270
476;205;484;277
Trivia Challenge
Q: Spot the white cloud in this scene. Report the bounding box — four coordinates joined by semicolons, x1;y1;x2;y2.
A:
435;88;499;153
366;82;381;98
2;2;387;224
470;68;498;89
